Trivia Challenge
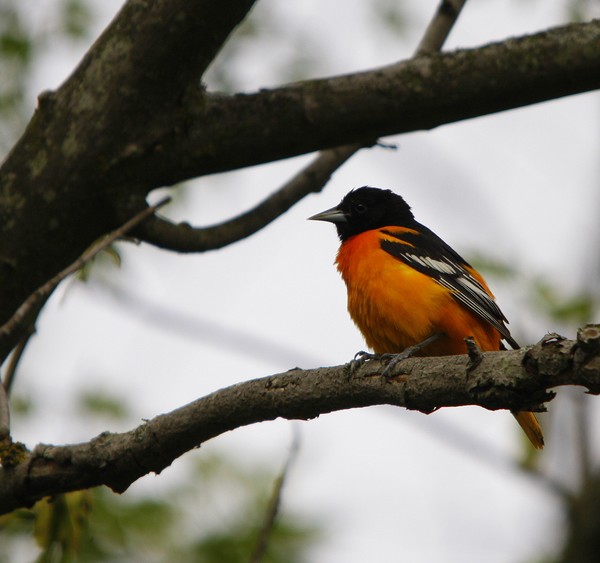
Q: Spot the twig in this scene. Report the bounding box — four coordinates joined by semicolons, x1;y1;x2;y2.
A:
249;426;301;563
0;197;171;362
416;0;468;56
137;145;360;251
0;333;34;444
0;383;9;440
2;330;34;395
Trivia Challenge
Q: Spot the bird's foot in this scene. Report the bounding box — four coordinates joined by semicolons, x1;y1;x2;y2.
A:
349;351;395;374
380;333;444;378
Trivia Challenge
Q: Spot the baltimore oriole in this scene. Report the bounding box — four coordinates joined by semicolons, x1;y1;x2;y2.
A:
310;186;544;449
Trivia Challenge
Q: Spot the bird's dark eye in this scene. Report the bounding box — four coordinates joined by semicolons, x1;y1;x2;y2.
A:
353;203;367;214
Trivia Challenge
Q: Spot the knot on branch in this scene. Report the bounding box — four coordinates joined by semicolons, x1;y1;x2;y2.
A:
523;333;572;377
575;324;600;395
576;324;600;354
522;329;600;397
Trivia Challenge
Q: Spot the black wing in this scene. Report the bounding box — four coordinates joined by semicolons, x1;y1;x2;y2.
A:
379;225;519;349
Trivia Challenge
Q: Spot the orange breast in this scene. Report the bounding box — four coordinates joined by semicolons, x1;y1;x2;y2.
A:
335;229;501;356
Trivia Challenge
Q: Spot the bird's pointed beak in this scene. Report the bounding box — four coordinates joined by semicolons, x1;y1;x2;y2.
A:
308;205;347;224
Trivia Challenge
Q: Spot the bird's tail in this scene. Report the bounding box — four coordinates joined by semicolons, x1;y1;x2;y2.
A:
512;411;544;449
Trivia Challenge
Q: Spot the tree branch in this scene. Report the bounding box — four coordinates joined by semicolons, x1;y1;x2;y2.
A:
1;328;599;515
2;331;33;395
416;0;467;55
137;19;600;184
136;144;360;251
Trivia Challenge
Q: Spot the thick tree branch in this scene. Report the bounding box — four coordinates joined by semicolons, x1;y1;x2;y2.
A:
1;328;599;515
151;20;600;182
0;0;257;326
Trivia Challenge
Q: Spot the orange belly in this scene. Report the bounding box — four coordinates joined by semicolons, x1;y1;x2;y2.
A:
336;229;502;356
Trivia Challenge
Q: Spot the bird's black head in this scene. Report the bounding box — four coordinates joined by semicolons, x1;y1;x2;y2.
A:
309;186;414;241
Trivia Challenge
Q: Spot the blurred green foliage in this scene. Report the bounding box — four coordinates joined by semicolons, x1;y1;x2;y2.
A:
471;253;599;334
74;243;122;284
371;0;410;35
0;389;320;562
1;472;318;562
567;0;600;21
0;2;33;150
61;0;92;39
531;280;595;326
0;0;92;153
77;389;128;420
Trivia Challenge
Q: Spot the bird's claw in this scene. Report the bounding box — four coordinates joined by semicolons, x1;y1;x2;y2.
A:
349;350;375;373
349;336;442;378
349;351;396;375
379;333;444;377
380;350;413;378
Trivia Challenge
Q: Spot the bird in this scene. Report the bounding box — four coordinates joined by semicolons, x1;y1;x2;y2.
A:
309;186;544;449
